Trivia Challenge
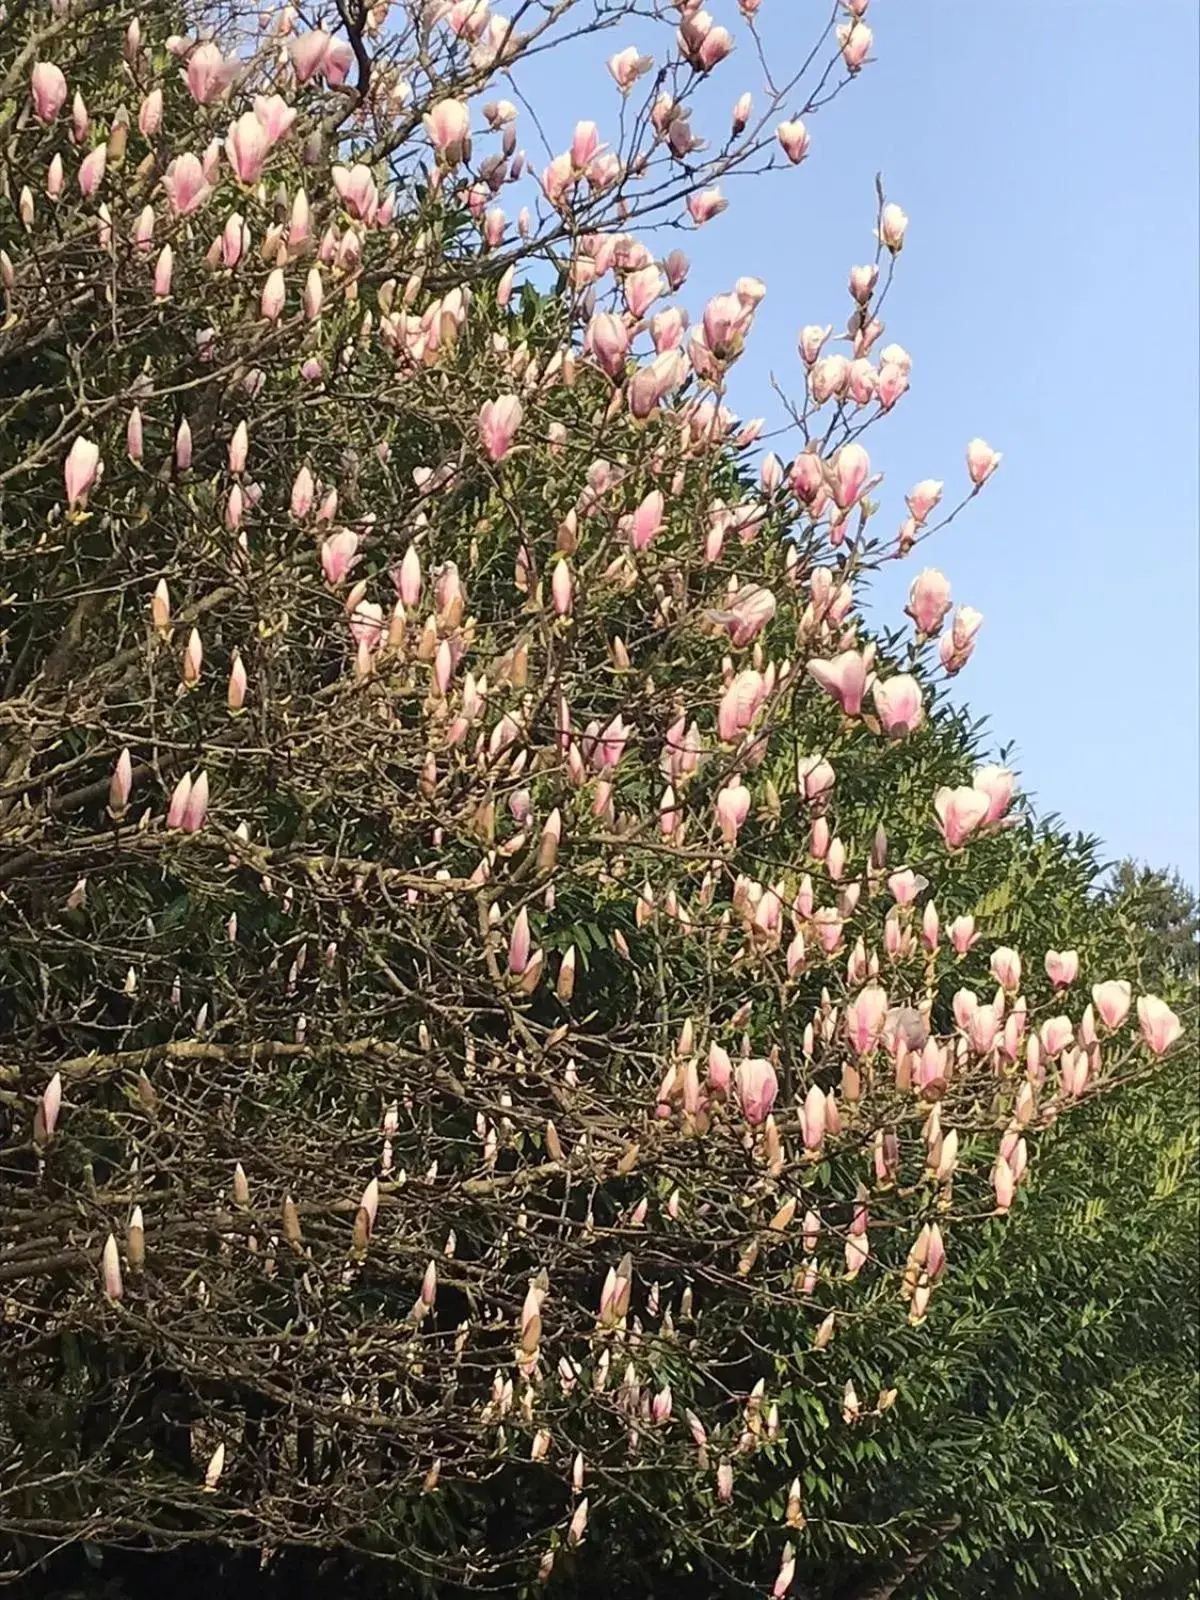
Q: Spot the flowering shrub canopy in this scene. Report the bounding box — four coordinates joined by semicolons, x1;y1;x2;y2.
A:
0;0;1185;1595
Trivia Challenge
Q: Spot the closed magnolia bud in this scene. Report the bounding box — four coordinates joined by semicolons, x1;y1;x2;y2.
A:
181;627;203;685
126;405;144;462
101;1233;123;1300
227;649;247;711
127;1205;145;1269
108;108;129;165
108;747;133;817
556;945;577;1002
151;578;170;633
420;1257;438;1308
567;1496;588;1546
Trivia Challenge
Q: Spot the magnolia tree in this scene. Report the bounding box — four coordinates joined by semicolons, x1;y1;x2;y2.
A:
0;0;1185;1595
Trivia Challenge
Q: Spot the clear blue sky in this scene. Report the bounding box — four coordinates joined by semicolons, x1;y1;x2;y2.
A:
510;2;1200;884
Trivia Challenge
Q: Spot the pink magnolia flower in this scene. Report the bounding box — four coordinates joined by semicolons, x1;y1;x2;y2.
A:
687;187;727;225
289;188;310;244
508;907;531;975
185;42;237;105
701;290;754;360
162;152;211;216
993;1154;1015;1213
807;648;871;717
718;667;767;741
872;674;924;737
776;119;810;164
797;755;836;803
78;143;107;196
225;424;248;480
709;583;776;646
64;436;102;510
333;163;378;222
707;1042;732;1094
810;354;850;403
801;1083;826;1150
939;605;984;674
877;361;909;410
966;437;1002;485
479;395;523;462
138;88;163;137
569;119;601;170
321;530;360;585
108;748;132;816
798;324;831;366
847;358;877;406
348;599;383;650
608;45;653;91
838;20;872;70
592;713;630;772
167;772;191;829
735;1057;778;1125
586;311;629;378
831;443;870;508
973;764;1016;824
934;785;990;850
887;868;925;906
990;947;1022;992
41;1071;63;1139
225;112;269;184
152;243;173;297
716;777;751;845
678;10;734;71
1044;948;1079;989
1137;995;1181;1055
1039;1015;1074;1057
303;267;323;321
31;62;68;122
129;204;154;251
626;489;664;552
1092;980;1132;1031
906;568;952;635
227;651;248;711
906;479;943;524
848;264;878;304
650;306;688;353
181;770;209;832
624;263;663;319
260;267;286;321
949;914;977;955
845;983;888;1055
290;466;315;518
551;559;574;616
879;202;908;251
323;37;354;84
396;545;421;608
424;98;471;164
253;93;297;145
290;29;331;83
